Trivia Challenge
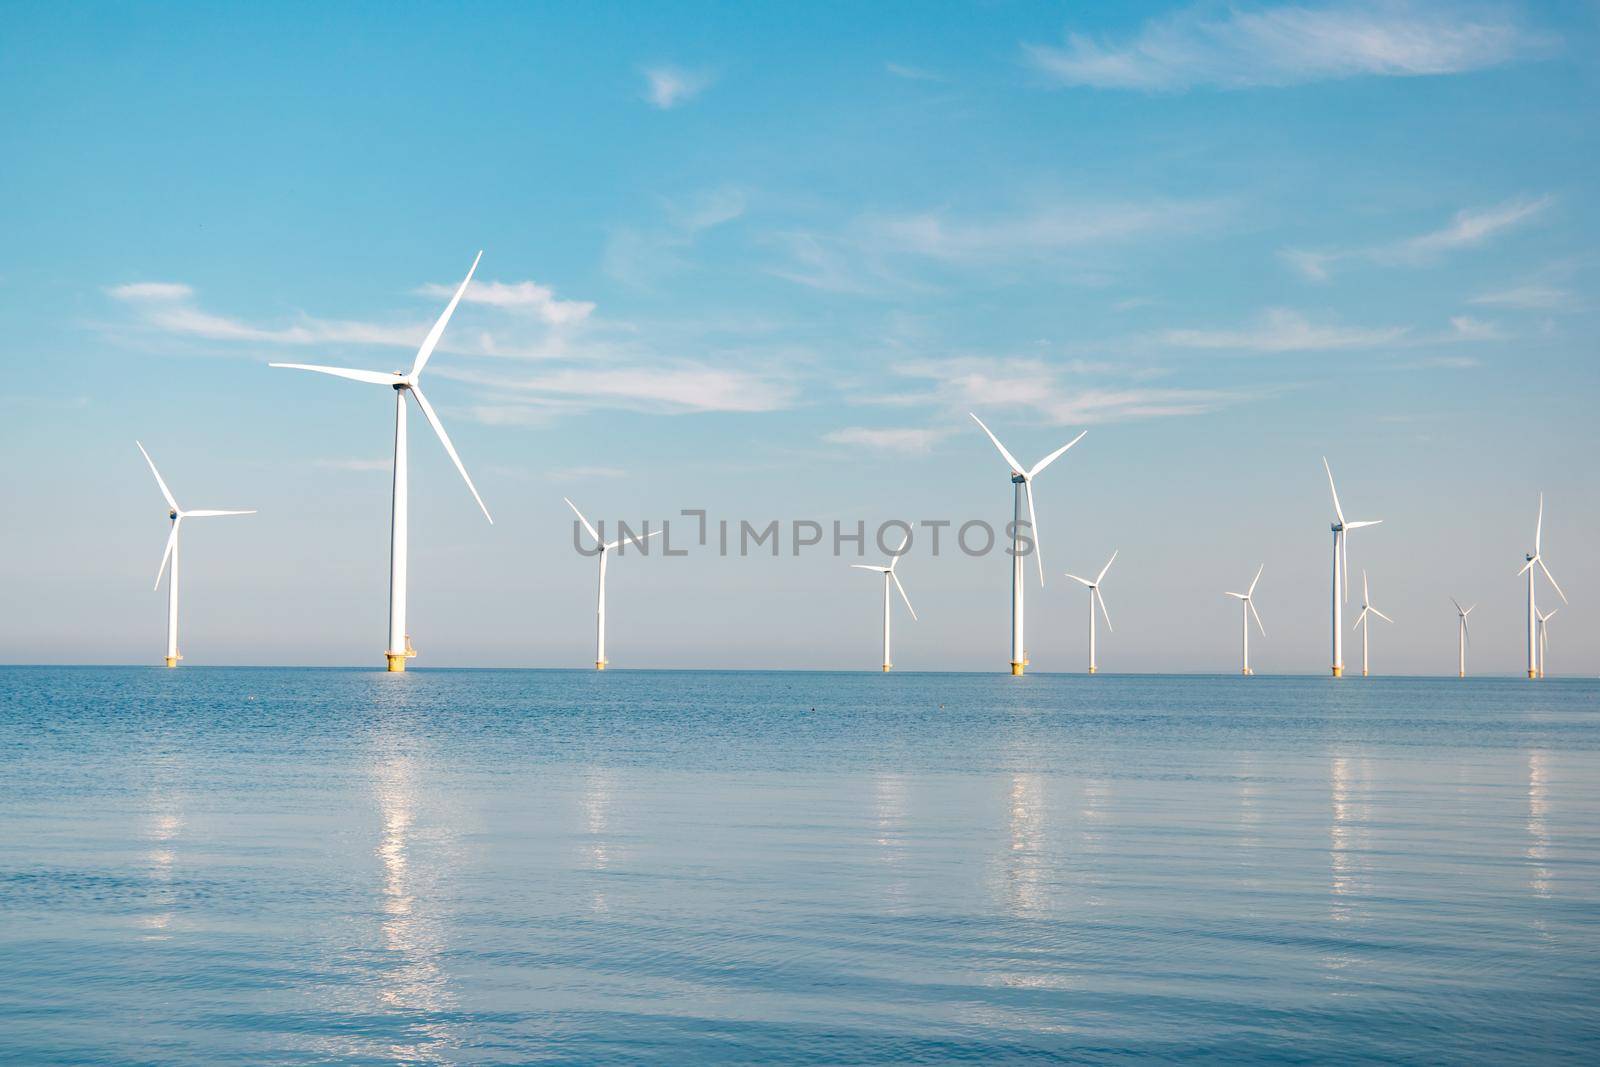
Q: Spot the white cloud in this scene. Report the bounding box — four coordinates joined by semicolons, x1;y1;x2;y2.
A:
890;356;1255;424
108;282;194;301
605;187;747;289
1162;308;1407;352
453;363;792;417
1283;195;1552;279
886;62;942;81
1445;315;1503;341
863;199;1222;263
419;279;595;326
642;65;713;109
1468;283;1572;309
1025;2;1541;91
822;427;950;454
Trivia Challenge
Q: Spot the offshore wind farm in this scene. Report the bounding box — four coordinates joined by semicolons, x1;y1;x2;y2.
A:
3;3;1598;1065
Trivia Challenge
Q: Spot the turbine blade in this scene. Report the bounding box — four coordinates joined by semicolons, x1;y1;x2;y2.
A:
608;527;665;552
1024;477;1044;586
154;518;179;590
1096;549;1118;585
1248;563;1264;597
887;533;911;572
412;251;482;378
1363;569;1369;605
1027;430;1087;479
564;497;600;544
1249;599;1265;637
1096;587;1113;632
1064;574;1095;588
1518;558;1535;577
1353;608;1367;629
1535;492;1543;556
1539;558;1568;604
1224;592;1247;600
269;362;398;386
891;571;917;621
135;441;179;511
409;386;492;524
1450;596;1463;615
182;509;256;518
969;413;1024;475
1372;607;1394;624
1323;457;1345;525
850;564;888;573
1345;520;1383;530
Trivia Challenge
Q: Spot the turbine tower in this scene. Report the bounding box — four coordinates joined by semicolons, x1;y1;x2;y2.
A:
1064;551;1117;674
1224;564;1265;676
1323;458;1382;677
136;442;255;667
1536;606;1558;679
1451;597;1475;678
566;499;662;670
1518;494;1567;679
850;536;916;671
1352;570;1393;678
272;253;492;671
971;413;1086;675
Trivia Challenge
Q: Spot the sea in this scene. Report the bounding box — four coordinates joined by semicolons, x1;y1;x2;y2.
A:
1;667;1596;1064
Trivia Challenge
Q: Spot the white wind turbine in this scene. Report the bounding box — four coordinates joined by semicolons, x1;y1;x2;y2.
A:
1519;494;1567;680
566;499;662;670
970;413;1086;675
1323;458;1382;677
1063;551;1116;675
1451;597;1475;678
1352;570;1393;677
1224;564;1265;676
271;253;492;671
1536;607;1558;679
850;536;916;672
136;442;255;668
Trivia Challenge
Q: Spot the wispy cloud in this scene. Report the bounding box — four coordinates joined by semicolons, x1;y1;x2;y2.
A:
888;356;1256;424
1025;2;1542;91
418;280;595;325
108;281;423;347
452;363;792;419
1163;308;1407;352
886;62;943;82
605;187;747;289
1282;195;1552;280
108;282;193;301
823;426;951;454
1469;283;1573;310
641;65;713;109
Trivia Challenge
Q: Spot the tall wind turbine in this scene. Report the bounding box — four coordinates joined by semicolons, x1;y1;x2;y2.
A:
850;536;916;671
1224;564;1265;676
1064;551;1116;674
566;499;662;670
1519;494;1567;680
271;253;492;671
136;442;255;668
1323;458;1382;677
971;413;1086;675
1536;607;1558;679
1352;570;1393;678
1451;598;1475;678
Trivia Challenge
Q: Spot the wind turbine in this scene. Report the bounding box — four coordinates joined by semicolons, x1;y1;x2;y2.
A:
1519;494;1567;680
1536;606;1558;679
1063;551;1116;674
850;536;916;671
1451;598;1475;678
1352;570;1393;678
970;413;1086;675
566;499;662;670
136;442;255;668
1323;458;1382;677
271;253;492;671
1224;564;1265;676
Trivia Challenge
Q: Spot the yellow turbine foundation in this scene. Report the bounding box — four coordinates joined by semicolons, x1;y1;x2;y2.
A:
164;656;178;668
1331;666;1343;677
882;664;891;672
1088;666;1097;675
1528;668;1537;679
1010;661;1024;676
596;661;607;671
1242;668;1253;676
386;653;407;672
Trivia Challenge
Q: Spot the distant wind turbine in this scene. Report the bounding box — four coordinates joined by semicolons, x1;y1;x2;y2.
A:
1518;494;1567;680
971;413;1086;675
566;499;661;670
1536;606;1558;679
850;536;916;671
1451;597;1475;678
1224;564;1265;676
271;253;492;671
1352;570;1393;678
136;442;255;668
1324;458;1382;677
1064;551;1117;674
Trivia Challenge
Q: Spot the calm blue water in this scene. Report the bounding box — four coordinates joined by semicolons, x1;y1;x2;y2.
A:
1;668;1597;1064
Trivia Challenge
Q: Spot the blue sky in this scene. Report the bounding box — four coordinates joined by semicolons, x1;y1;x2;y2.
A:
2;1;1596;673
